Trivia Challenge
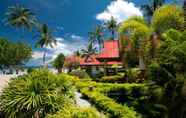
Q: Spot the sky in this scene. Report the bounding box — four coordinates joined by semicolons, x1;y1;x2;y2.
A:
0;0;182;66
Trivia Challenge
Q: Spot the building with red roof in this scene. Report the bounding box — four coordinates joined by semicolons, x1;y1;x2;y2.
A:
80;40;122;67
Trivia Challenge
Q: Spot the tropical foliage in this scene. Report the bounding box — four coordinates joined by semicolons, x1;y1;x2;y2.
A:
152;5;185;33
88;25;104;52
5;4;36;38
36;24;56;67
0;38;32;69
104;16;117;40
81;41;96;62
119;16;151;70
53;53;65;73
0;69;75;118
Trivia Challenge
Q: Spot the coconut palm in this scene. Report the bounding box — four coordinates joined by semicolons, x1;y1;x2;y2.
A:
88;25;104;52
81;41;96;62
5;4;36;38
104;16;117;40
36;24;56;67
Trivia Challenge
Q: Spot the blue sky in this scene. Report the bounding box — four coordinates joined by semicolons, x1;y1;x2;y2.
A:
0;0;182;66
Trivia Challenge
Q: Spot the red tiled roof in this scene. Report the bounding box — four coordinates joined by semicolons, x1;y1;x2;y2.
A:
80;55;122;66
97;40;120;59
80;55;101;66
67;40;122;66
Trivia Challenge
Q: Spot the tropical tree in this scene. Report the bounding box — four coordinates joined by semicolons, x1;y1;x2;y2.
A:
53;53;65;73
5;4;36;38
35;24;56;67
152;5;185;33
81;41;96;62
88;25;104;52
104;16;117;40
158;29;186;76
141;0;165;22
0;38;32;69
119;16;151;70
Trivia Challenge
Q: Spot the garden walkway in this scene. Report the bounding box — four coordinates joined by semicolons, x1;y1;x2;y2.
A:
75;91;91;108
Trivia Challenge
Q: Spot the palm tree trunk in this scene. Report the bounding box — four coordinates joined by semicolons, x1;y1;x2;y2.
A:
43;49;47;68
34;110;39;118
58;68;62;73
139;55;146;70
98;39;102;52
111;30;115;40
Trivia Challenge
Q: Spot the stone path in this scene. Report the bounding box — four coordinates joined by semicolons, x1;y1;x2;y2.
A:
75;92;91;108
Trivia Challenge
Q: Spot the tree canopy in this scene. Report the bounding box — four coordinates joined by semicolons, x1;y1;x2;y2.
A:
0;38;32;68
53;53;65;73
152;5;185;33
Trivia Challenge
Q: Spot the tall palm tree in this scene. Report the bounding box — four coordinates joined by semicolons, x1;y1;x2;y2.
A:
141;0;165;22
36;24;56;67
81;41;96;62
5;4;36;38
105;16;117;40
88;25;104;52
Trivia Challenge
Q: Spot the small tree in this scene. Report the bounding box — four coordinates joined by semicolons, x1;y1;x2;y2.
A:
53;53;65;73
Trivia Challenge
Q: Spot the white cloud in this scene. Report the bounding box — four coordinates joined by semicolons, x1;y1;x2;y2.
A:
96;0;142;23
70;34;83;40
32;51;43;59
28;35;87;66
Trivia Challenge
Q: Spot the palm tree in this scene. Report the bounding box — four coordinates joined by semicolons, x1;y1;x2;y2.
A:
5;4;36;38
36;24;56;67
81;41;96;62
141;0;165;22
119;16;151;71
105;16;117;40
88;25;104;52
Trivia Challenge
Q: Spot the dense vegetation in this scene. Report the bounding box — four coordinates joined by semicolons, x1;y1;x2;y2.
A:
0;69;75;118
0;38;32;69
1;1;186;118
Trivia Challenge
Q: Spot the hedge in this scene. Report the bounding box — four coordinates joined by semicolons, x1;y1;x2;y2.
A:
81;89;141;118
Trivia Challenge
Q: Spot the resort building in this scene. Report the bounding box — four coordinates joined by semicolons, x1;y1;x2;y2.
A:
65;39;123;76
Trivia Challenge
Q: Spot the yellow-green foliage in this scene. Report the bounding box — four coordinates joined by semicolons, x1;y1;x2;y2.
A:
152;5;184;32
119;16;151;39
81;89;141;118
47;106;102;118
0;69;76;118
100;75;124;83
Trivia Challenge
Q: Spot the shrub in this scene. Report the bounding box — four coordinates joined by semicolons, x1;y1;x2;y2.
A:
147;62;176;85
81;89;141;118
0;69;75;118
99;75;124;83
69;70;90;80
125;68;141;82
47;106;103;118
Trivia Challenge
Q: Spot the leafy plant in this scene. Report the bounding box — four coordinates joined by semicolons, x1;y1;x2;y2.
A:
0;69;75;118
